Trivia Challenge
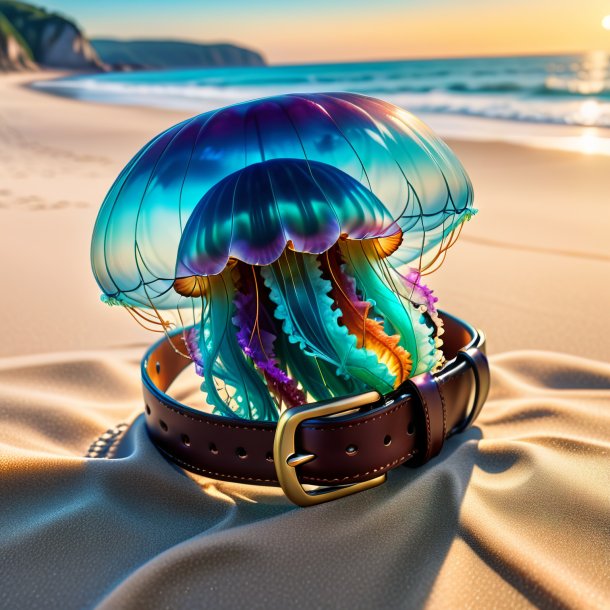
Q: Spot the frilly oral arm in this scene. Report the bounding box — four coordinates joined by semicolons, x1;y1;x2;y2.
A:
320;248;412;387
261;250;397;395
232;288;306;410
196;272;278;421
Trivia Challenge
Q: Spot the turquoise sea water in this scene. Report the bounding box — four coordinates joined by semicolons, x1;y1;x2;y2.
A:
36;52;610;128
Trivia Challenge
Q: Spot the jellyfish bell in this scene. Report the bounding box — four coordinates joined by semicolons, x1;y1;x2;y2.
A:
91;92;475;422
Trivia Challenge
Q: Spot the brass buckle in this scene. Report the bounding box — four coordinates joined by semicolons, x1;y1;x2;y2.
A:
273;390;386;506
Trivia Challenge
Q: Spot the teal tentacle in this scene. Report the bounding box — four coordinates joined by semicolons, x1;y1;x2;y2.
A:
316;358;364;396
340;239;436;374
276;333;361;401
276;332;331;401
260;250;395;394
198;272;278;420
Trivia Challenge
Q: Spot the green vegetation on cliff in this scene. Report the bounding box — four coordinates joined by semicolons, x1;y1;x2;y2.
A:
0;9;32;58
0;1;104;69
0;1;72;59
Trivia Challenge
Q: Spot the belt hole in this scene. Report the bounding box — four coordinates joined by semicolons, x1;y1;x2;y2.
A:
236;447;247;459
265;452;274;462
209;442;218;455
159;420;168;432
145;404;151;416
345;444;358;456
407;422;415;435
384;435;392;446
181;434;190;447
155;361;161;374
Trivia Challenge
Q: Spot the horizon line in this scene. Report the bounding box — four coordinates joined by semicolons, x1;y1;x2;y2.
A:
87;38;604;67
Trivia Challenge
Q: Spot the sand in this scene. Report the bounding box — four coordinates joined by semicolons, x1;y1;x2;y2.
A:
0;72;608;609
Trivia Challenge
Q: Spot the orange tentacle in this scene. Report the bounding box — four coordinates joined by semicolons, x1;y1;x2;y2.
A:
321;247;412;386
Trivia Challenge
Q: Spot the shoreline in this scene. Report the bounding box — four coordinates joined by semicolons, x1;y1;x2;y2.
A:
0;72;608;362
25;69;610;157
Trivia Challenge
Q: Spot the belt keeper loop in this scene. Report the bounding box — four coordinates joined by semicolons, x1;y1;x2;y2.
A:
406;372;446;465
452;345;490;434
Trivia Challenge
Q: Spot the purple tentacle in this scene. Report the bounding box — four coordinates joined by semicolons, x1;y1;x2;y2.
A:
233;289;305;408
183;325;204;376
404;269;438;314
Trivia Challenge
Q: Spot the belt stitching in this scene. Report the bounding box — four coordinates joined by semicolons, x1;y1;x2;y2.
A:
153;396;409;433
300;453;413;483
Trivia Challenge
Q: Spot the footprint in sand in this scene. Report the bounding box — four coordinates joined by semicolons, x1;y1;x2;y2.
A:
0;192;92;211
17;195;41;205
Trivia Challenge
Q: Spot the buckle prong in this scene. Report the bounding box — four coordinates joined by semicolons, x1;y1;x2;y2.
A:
286;453;316;468
274;390;386;506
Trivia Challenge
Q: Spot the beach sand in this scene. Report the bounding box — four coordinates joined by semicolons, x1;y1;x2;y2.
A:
0;72;608;609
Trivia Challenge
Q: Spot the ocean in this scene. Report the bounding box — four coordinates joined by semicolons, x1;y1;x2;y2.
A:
35;51;610;154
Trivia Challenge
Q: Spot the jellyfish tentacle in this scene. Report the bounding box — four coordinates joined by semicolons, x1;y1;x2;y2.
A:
340;238;443;375
194;316;235;419
378;260;441;375
394;268;444;374
197;271;277;420
260;249;396;395
320;246;412;387
340;238;419;368
183;324;204;376
401;268;439;313
275;332;360;401
233;286;305;410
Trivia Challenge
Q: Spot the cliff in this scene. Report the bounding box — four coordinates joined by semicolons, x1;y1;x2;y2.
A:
92;39;266;70
0;1;106;71
0;2;266;73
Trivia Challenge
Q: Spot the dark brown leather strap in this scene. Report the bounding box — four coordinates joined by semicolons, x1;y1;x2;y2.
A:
142;310;489;487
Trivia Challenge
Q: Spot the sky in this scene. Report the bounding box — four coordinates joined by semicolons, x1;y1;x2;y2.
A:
40;0;610;64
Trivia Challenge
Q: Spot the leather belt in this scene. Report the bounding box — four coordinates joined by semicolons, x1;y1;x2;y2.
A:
142;310;490;506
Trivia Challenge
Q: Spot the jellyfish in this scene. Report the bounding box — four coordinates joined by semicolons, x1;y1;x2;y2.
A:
91;92;475;422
